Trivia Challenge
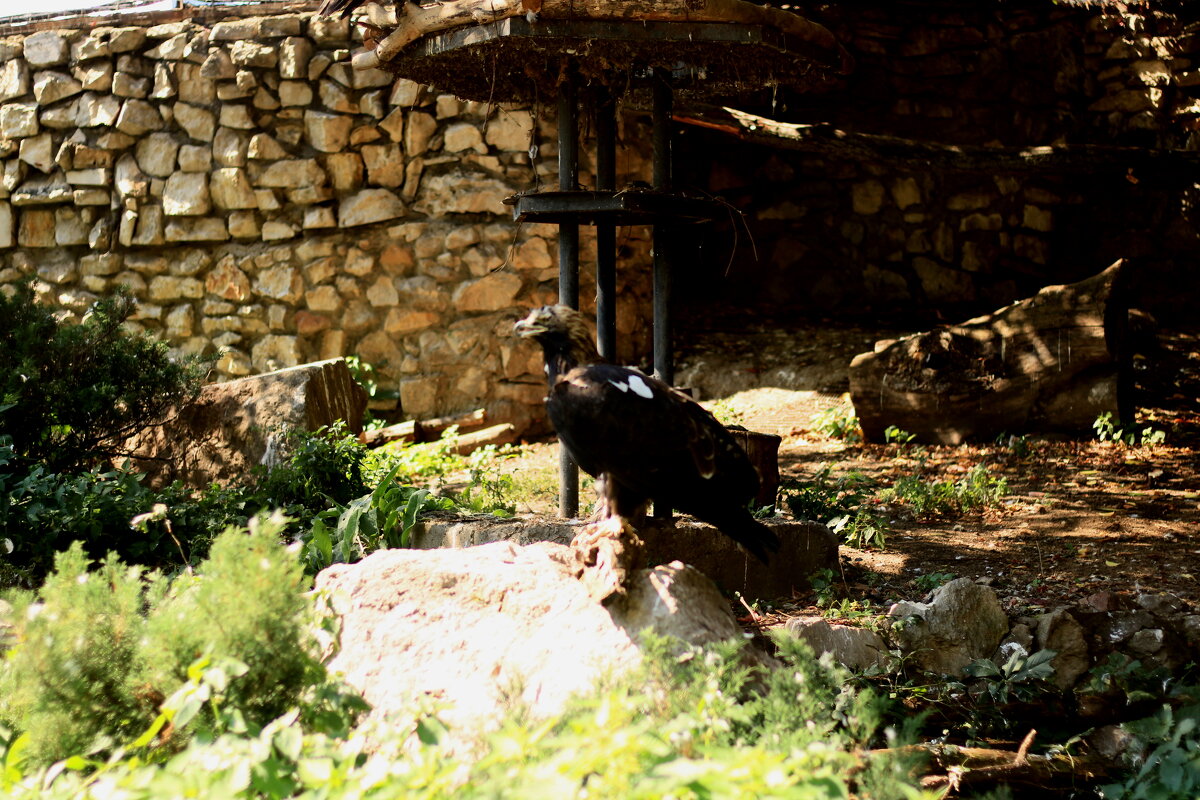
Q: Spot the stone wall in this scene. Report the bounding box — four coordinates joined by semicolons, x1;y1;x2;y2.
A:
676;1;1200;322
0;12;655;432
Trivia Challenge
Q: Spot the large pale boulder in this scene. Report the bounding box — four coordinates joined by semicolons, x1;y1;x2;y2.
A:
887;577;1009;676
127;358;368;488
316;541;774;742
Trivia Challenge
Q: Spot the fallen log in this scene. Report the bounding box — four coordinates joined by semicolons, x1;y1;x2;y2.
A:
450;422;517;454
849;260;1133;444
361;408;488;447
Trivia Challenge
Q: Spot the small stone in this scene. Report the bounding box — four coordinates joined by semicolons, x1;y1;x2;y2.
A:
305;110;353;152
443;122;485;154
174;102;216;141
452;272;522;312
230;40;277;69
338;188;405;227
178;144;212;172
213;127;248;166
379;107;404;142
136;132;180;177
303;206;336;229
150;62;176;99
405;111;437;156
112;71;150;99
163;172;210;216
147;32;189;60
361;143;405;188
227;210;259;239
317;79;356;114
484;110;531;151
251;158;326;189
131;205;165;245
254;265;302;301
278;80;312;107
18;208;56;247
0;202;12;248
74;61;114;94
209;167;257;209
65;167;108;186
0;103;39;138
852;180;886;215
18;133;54;173
219;104;255;130
279;37;313;79
210;18;261;42
109;27;147;53
32;71;83;105
164;217;228;242
201;47;236;79
261;220;296;241
24;31;69;68
359;90;385;119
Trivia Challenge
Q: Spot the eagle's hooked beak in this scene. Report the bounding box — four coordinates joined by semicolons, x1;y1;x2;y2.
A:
513;309;546;338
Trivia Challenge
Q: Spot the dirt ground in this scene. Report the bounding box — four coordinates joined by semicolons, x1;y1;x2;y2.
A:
496;319;1200;616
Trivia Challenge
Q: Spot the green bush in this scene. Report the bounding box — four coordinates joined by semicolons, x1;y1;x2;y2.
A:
0;514;347;768
1;630;932;799
0;282;205;474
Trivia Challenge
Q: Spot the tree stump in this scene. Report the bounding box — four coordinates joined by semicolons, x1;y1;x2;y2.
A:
849;260;1133;444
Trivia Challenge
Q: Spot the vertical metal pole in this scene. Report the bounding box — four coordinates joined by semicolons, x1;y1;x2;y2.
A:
595;88;617;362
651;70;674;521
651;70;673;385
557;71;580;518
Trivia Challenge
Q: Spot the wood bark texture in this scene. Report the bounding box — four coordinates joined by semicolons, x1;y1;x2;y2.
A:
849;260;1132;444
356;0;850;74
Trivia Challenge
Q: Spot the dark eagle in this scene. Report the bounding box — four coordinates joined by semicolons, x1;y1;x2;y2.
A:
514;305;780;563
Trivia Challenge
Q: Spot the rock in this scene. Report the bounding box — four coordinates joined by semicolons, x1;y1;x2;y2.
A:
75;61;114;92
10;172;72;205
18;133;54;173
0;103;39;138
174;102;216;142
178;144;211;172
414;173;512;215
135;132;180;177
361;143;404;187
219;104;255;130
443;122;486;153
213;128;248;167
32;71;82;105
75;93;121;127
786;616;895;672
18;208;55;246
210;18;261;42
484;110;532;151
24;31;69;68
0;203;12;248
252;158;325;189
452;271;522;311
200;47;236;79
209;167;257;209
305;110;353;152
128;358;368;488
162;172;210;215
315;542;771;743
247;133;288;160
337;188;404;227
164;217;228;242
230;40;277;69
0;59;29;102
1035;609;1090;690
112;71;150;98
279;37;312;79
115;98;164;136
278;80;312;107
887;577;1008;676
404;111;437;155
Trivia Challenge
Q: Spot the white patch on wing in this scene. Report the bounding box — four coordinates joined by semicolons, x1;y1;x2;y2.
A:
627;374;654;398
609;379;629;392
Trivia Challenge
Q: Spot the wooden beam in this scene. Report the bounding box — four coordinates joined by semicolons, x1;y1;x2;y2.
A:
677;105;1200;176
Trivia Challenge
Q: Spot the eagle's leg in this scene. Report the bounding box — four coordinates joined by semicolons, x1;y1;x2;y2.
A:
571;473;646;604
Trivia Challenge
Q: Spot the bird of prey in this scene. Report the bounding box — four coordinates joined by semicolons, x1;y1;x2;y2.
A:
514;305;780;563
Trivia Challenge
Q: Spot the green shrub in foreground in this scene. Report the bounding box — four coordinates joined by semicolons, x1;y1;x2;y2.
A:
0;514;340;767
2;631;934;799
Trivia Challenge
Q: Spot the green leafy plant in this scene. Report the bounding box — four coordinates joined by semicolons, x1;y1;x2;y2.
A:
882;463;1007;519
0;514;358;769
813;405;862;443
954;647;1058;742
1101;699;1200;800
784;465;889;548
1093;411;1167;447
913;572;956;592
0;282;206;473
884;425;917;444
299;463;455;572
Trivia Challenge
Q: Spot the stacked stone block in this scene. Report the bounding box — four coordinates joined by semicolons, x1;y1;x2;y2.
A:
0;13;655;427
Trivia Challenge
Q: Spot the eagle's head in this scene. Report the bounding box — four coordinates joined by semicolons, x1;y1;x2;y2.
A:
514;305;602;371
